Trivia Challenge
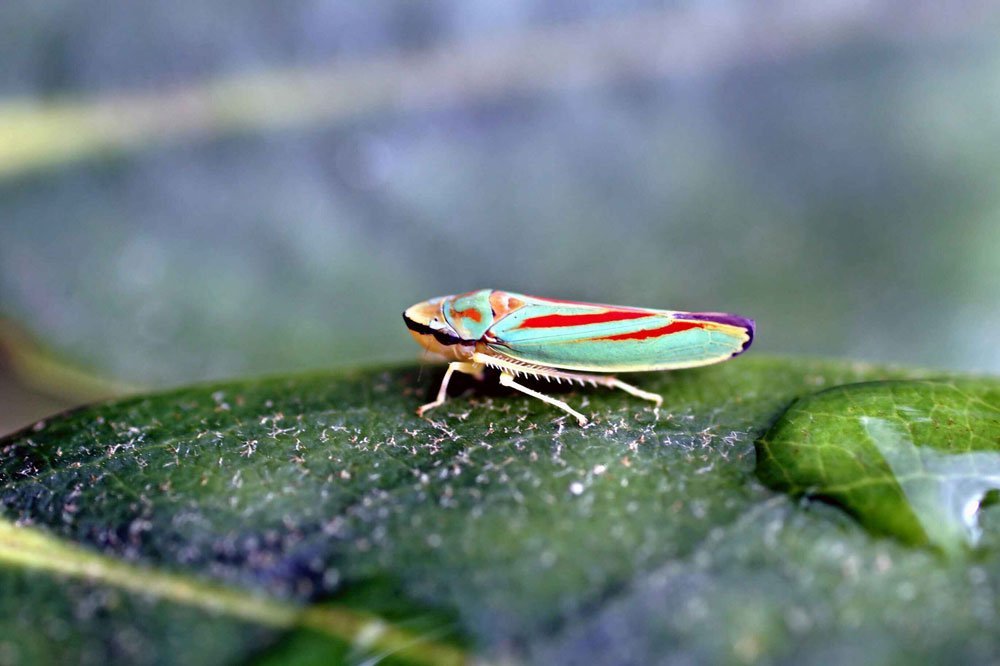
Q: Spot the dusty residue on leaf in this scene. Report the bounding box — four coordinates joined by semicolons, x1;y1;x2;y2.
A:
6;358;987;664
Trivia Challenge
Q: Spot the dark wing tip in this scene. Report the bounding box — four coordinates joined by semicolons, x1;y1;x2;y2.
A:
682;312;755;355
739;317;755;354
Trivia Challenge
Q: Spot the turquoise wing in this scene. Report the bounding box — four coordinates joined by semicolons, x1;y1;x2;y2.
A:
484;294;754;372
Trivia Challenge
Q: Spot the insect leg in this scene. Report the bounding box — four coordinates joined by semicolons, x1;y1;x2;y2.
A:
602;378;663;407
417;361;480;417
498;372;589;426
554;373;662;417
473;352;662;408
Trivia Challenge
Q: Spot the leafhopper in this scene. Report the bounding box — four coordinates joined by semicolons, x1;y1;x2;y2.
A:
403;290;754;425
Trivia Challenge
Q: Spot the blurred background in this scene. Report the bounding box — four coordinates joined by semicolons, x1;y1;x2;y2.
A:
2;0;999;435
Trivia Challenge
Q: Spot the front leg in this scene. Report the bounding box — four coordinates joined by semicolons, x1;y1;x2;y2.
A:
417;361;481;418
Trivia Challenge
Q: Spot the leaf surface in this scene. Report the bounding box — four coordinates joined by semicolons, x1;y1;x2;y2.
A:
757;379;1000;554
2;357;999;664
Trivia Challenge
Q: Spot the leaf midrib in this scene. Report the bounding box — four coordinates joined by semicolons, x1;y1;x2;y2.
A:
0;519;466;666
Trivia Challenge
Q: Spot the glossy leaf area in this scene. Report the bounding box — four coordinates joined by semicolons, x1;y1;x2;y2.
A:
757;380;1000;555
2;357;1000;664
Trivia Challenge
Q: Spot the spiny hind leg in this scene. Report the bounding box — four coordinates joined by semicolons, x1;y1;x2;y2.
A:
600;377;663;408
568;374;662;420
472;352;662;412
548;372;662;419
498;372;589;426
417;361;480;417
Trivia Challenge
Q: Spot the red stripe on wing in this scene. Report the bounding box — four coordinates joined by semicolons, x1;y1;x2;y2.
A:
516;310;654;329
595;320;704;341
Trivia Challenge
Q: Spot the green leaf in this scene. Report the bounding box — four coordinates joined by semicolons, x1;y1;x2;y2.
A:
756;379;1000;555
2;356;999;664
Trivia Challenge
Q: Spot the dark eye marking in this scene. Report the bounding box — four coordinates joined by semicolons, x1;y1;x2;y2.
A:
402;312;463;346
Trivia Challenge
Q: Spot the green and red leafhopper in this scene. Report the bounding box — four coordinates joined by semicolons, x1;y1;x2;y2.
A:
403;289;754;425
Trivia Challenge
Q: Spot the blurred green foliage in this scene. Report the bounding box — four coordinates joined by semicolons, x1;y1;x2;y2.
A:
1;3;998;413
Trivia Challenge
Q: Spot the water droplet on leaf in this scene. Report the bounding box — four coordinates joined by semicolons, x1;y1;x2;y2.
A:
756;380;1000;555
